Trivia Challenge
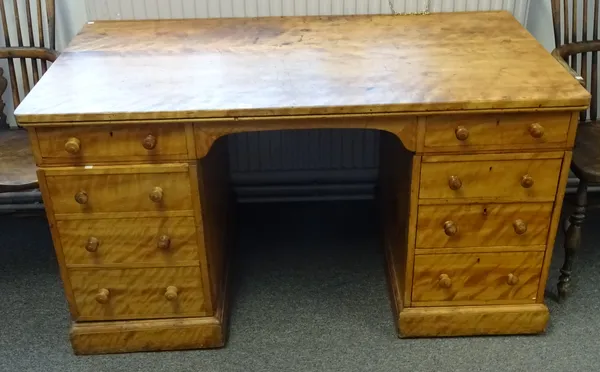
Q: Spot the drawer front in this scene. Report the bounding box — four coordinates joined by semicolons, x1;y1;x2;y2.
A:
412;252;543;304
70;266;208;320
58;217;200;265
45;166;192;215
419;158;562;201
36;124;189;162
424;113;571;151
416;203;553;248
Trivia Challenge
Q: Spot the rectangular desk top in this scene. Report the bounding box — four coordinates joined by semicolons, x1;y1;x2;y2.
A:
15;11;590;124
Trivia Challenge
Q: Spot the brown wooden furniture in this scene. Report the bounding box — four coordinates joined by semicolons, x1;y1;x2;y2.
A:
0;0;57;208
551;0;600;301
14;12;589;354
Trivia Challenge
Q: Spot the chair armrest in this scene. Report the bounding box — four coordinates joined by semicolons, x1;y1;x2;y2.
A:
0;47;58;62
551;48;585;87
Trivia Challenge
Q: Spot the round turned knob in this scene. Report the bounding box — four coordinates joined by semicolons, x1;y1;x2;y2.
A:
142;134;157;150
507;273;519;286
95;288;110;304
157;235;171;250
513;219;528;235
455;126;469;141
165;286;178;301
74;190;88;205
149;187;163;203
448;175;462;190
528;123;544;139
438;274;452;288
64;137;81;154
443;221;458;237
520;174;534;189
85;237;99;252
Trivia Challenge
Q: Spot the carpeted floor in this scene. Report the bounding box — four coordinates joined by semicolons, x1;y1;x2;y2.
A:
1;200;599;372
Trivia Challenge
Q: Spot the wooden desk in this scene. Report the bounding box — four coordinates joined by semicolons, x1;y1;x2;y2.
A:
15;12;590;354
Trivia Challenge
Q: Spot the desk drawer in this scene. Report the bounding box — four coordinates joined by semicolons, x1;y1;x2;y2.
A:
70;266;208;320
412;252;543;305
419;155;562;202
416;203;553;248
36;124;189;163
58;217;200;266
424;113;571;151
44;164;193;216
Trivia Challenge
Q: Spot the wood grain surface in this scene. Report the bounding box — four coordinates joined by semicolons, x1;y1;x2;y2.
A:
14;12;590;124
398;304;549;337
412;252;543;304
0;129;37;191
419;157;562;201
70;316;224;354
57;217;200;266
424;112;572;152
44;165;193;215
69;266;208;321
416;203;553;248
35;124;190;164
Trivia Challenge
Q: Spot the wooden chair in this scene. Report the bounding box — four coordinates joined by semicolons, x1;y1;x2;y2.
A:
551;0;600;301
0;0;57;211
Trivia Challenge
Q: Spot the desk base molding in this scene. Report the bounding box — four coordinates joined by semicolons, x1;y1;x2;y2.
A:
398;304;549;337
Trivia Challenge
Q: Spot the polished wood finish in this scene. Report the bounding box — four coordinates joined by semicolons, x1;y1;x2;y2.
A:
412;252;543;304
399;304;549;337
416;203;553;249
424;113;571;152
57;217;199;266
14;12;590;124
16;13;590;353
35;124;190;164
69;266;208;321
44;165;192;215
419;156;562;201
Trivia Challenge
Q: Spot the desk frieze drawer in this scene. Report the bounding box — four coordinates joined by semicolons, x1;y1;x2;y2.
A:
43;164;193;217
424;112;572;152
416;203;553;249
411;252;543;306
69;266;208;321
419;154;563;202
58;217;200;266
35;124;190;164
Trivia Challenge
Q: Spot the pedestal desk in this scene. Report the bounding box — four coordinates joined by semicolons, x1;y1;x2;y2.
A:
14;12;590;354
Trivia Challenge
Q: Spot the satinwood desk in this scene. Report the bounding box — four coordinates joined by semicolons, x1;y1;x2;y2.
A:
14;11;590;354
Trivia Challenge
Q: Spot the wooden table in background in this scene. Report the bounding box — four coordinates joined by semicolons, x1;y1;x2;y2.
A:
15;12;590;354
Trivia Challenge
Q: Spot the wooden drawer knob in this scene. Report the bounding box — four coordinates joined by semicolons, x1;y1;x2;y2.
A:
438;274;452;288
520;174;534;189
455;126;469;141
157;235;171;250
85;237;99;252
149;187;163;203
513;219;528;235
165;286;178;301
142;134;157;150
528;123;544;139
448;175;462;190
64;137;81;154
95;288;110;304
74;190;88;204
507;273;519;286
443;221;458;236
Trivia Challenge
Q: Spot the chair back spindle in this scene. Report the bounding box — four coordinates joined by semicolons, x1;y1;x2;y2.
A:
0;0;55;110
552;0;600;122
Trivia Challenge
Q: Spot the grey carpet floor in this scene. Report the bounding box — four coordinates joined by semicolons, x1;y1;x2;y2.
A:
1;200;600;372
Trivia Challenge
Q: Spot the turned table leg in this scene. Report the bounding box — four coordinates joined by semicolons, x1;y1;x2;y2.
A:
558;180;588;302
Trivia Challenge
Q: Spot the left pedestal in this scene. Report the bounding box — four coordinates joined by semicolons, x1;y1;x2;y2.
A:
31;125;232;354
